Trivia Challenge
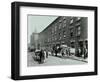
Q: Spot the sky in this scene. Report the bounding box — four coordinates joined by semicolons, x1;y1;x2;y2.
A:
28;15;58;43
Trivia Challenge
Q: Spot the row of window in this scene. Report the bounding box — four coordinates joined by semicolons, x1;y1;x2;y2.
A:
69;17;81;37
51;17;67;34
70;26;81;37
47;17;68;42
70;17;81;25
46;30;66;42
43;17;81;44
47;33;66;42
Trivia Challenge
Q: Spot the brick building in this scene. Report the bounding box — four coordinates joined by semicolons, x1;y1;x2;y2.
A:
38;16;71;50
69;17;88;48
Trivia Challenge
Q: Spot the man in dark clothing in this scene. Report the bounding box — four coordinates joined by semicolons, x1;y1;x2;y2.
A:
83;47;88;59
39;50;45;64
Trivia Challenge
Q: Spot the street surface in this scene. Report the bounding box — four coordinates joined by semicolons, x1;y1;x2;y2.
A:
27;52;87;67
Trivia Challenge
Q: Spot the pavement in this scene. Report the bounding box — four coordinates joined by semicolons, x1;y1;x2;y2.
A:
27;52;87;67
68;55;88;63
51;53;88;63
